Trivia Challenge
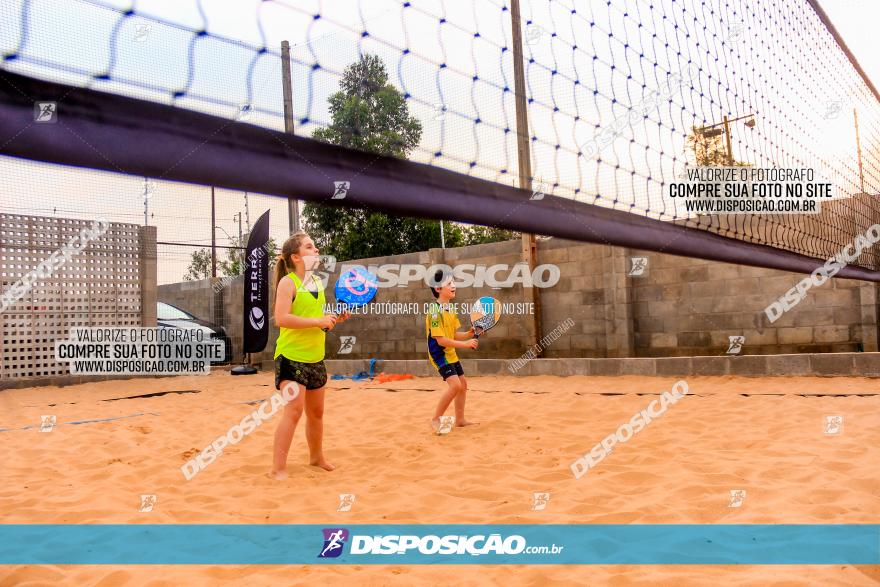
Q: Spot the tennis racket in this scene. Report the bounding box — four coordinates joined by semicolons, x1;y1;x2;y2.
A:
323;266;378;331
469;296;501;338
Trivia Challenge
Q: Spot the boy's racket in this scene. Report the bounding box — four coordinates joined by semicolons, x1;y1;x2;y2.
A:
469;296;501;338
323;266;378;331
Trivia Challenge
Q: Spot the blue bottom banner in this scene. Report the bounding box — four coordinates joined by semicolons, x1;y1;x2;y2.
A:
0;524;877;565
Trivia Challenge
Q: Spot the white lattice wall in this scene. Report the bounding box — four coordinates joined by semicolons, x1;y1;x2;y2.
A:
0;214;143;380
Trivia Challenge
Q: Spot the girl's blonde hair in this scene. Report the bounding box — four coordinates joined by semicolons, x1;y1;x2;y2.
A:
273;231;311;290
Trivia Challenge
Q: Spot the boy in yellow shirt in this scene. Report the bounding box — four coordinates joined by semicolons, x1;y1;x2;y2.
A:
426;269;479;434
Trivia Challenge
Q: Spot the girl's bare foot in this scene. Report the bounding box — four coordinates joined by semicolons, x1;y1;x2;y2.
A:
310;458;336;471
267;469;287;480
456;419;479;427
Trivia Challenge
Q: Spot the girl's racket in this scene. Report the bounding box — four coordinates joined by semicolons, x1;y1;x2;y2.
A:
323;266;378;331
469;296;501;338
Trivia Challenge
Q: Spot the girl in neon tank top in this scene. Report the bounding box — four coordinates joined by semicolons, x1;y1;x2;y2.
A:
269;231;349;480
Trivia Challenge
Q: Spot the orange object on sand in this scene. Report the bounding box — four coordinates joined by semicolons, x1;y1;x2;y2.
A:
373;373;414;383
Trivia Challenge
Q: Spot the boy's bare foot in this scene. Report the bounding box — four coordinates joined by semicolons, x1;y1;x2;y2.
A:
456;419;479;427
267;469;287;480
310;458;336;471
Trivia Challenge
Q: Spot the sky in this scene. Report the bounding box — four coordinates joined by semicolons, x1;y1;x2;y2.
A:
0;0;878;284
820;0;880;90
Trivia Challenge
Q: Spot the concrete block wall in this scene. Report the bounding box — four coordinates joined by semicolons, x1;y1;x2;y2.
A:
629;248;877;356
1;216;155;383
156;236;879;363
534;238;608;358
246;240;537;363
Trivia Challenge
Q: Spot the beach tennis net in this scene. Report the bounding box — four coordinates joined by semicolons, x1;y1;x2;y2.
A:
1;0;879;273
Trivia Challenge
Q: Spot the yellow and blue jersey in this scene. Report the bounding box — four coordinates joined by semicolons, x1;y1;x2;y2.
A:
426;302;460;368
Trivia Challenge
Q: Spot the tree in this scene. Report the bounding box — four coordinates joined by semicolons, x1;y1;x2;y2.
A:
685;126;750;167
184;249;212;281
462;225;518;245
304;54;513;260
218;236;278;277
183;236;278;281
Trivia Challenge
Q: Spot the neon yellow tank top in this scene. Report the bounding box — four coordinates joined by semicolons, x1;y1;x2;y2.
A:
274;272;326;363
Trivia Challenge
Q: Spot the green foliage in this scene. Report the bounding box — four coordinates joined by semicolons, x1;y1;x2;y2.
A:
218;236;278;277
184;236;278;281
686;125;750;167
462;225;518;245
311;55;421;158
183;248;211;281
303;54;514;261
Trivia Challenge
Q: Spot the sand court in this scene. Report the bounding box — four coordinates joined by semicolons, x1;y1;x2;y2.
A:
1;372;878;584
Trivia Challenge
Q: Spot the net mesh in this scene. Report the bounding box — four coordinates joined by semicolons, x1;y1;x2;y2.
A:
1;0;879;272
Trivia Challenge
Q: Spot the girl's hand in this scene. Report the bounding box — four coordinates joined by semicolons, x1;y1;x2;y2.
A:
317;315;338;330
464;338;479;350
338;310;352;323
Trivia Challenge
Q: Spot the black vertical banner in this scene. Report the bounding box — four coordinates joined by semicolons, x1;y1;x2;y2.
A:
242;210;270;353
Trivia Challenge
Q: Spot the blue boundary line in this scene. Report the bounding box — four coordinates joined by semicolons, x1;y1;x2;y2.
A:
0;412;158;432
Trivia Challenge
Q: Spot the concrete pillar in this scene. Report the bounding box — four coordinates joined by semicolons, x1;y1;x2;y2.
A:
602;246;635;357
858;282;878;352
139;225;157;327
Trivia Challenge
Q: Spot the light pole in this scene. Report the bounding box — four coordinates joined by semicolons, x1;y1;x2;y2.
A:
233;212;243;243
696;113;756;165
